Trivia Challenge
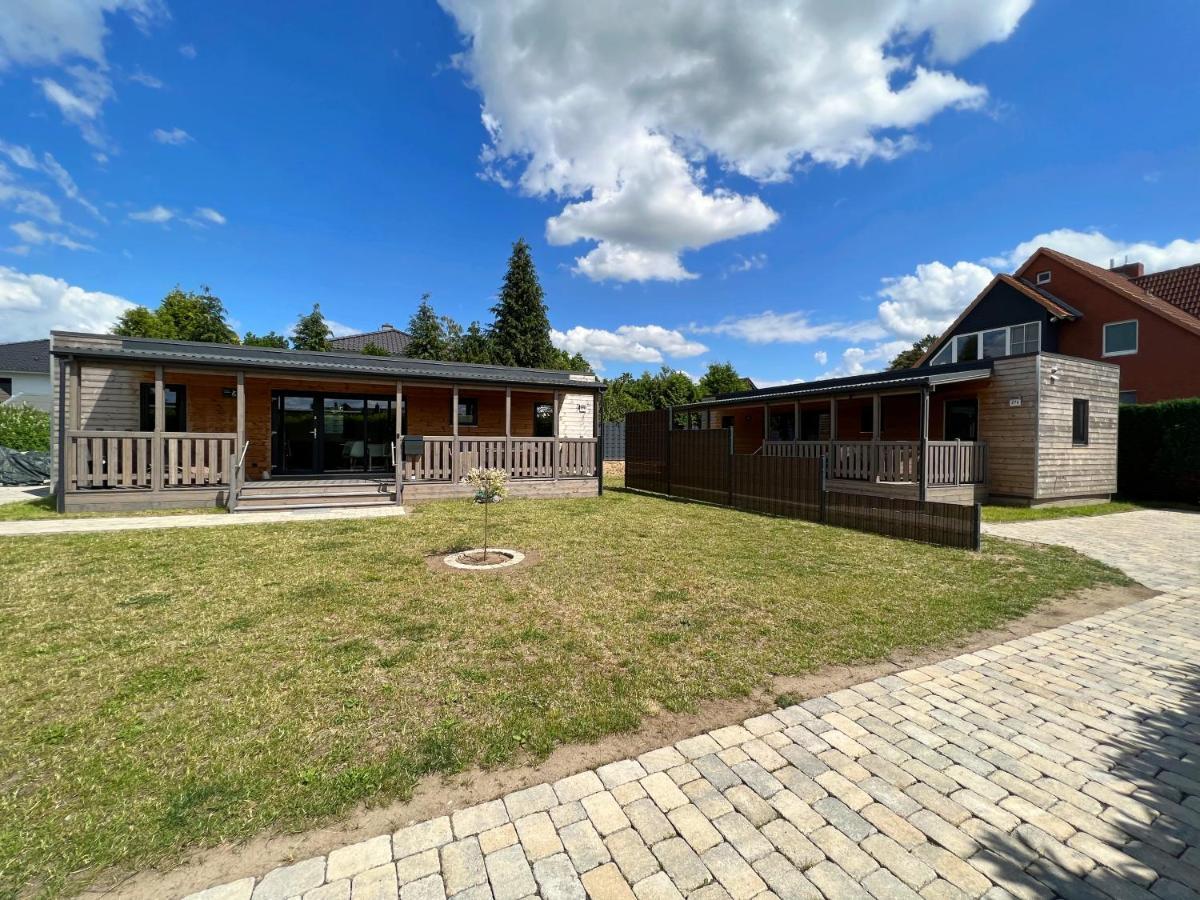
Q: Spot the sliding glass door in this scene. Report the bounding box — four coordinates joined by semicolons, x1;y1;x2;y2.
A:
273;391;398;475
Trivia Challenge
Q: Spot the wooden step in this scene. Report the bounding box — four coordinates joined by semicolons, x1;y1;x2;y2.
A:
240;487;390;501
235;495;396;513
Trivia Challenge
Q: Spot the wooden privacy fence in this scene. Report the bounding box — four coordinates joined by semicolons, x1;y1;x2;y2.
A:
625;410;980;550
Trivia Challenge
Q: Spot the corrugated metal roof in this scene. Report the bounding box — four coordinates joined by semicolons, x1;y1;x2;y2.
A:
678;359;994;409
50;332;601;390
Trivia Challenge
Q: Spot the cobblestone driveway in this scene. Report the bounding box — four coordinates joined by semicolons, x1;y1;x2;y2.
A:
183;514;1200;900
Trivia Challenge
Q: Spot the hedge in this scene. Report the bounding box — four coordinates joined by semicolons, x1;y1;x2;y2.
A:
0;403;51;452
1118;397;1200;503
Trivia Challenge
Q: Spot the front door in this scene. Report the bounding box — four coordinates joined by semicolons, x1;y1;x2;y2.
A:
276;395;319;473
944;398;978;441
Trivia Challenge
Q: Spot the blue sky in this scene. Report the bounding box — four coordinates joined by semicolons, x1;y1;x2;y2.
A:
2;1;1199;385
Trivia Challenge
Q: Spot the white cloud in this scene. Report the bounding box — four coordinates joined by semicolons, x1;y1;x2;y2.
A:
750;376;805;389
438;0;1029;281
984;228;1200;274
152;127;193;145
0;0;165;70
322;319;359;338
0;266;135;340
813;350;828;366
129;204;175;223
820;340;911;379
37;65;115;149
0;163;62;224
10;220;95;252
40;152;103;220
724;253;768;278
190;206;226;226
694;311;886;345
876;259;994;341
179;44;197;59
551;324;708;366
0;140;37;170
129;70;163;88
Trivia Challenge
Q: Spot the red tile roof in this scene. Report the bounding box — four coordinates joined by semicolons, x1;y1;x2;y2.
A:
1131;263;1200;319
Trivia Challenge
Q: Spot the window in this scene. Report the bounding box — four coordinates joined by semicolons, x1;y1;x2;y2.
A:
1103;320;1138;357
139;383;187;431
1072;399;1089;446
768;410;796;441
928;343;953;366
1036;270;1052;285
721;414;735;429
1119;390;1138;405
457;397;478;427
954;333;979;362
1009;321;1040;355
799;409;824;441
981;328;1007;359
0;377;11;399
944;399;978;441
859;404;873;434
533;402;554;436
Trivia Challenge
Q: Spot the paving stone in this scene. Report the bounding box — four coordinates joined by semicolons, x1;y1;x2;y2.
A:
702;842;768;900
400;873;446;900
768;790;825;834
327;834;392;882
599;760;648;789
666;804;722;853
484;843;537;900
688;883;732;900
711;812;773;862
862;834;936;891
724;784;778;827
731;761;784;799
624;798;676;846
631;871;684;900
303;881;350;900
806;860;872;899
453;802;509;839
556;770;606;804
551;802;589;829
613;781;648;807
651;837;712;892
441;837;487;896
560;819;612;873
533;853;586;900
396;848;441;885
811;825;878;880
504;784;558;820
446;883;492;900
604;827;660;883
580;861;637;900
860;868;924;900
641;772;689;812
638;746;686;774
760;819;824;871
479;823;518;855
710;725;755;749
354;862;401;900
251;857;325;900
752;852;820;900
811;796;874;841
185;879;255;900
583;791;632;837
911;844;992;898
693;755;741;792
860;803;925;850
773;768;826;805
681;778;735;819
515;811;565;861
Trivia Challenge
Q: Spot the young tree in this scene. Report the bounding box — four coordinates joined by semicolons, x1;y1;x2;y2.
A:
293;304;332;351
602;373;651;422
888;334;937;370
453;321;493;365
406;294;449;361
243;330;290;349
112;286;237;343
698;361;752;398
489;238;556;369
360;341;389;356
547;347;592;373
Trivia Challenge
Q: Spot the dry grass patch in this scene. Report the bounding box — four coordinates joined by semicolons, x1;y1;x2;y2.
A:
0;488;1128;897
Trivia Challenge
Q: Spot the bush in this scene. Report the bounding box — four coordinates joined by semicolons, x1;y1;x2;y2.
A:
0;404;51;452
1118;397;1200;504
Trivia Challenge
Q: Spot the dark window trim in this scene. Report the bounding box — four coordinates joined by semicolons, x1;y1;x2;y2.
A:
457;396;479;427
1072;398;1090;446
533;402;554;437
858;404;873;434
1118;390;1138;405
139;382;187;431
0;377;12;398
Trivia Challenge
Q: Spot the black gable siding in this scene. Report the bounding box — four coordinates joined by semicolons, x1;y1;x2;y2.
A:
935;281;1058;358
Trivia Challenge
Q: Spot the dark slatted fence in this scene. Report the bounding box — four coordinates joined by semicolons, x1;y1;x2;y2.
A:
624;411;980;550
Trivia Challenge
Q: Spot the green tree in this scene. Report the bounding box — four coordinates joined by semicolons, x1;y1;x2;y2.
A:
112;286;237;343
453;321;493;365
489;238;556;368
0;404;51;451
601;373;651;423
547;347;592;373
698;361;752;398
888;334;937;370
293;304;332;352
243;330;290;349
406;294;448;361
360;341;389;356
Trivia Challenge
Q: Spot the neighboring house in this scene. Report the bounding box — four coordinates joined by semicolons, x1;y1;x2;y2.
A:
679;352;1118;508
919;248;1200;403
0;339;51;411
329;323;411;355
49;332;602;513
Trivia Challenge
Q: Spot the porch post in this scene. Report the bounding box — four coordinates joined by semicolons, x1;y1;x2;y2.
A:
56;358;68;512
235;370;246;453
152;364;165;492
763;404;769;445
451;385;459;483
395;380;403;503
829;398;837;443
793;400;799;441
66;359;81;502
504;387;512;476
918;387;930;501
553;389;561;480
871;393;881;480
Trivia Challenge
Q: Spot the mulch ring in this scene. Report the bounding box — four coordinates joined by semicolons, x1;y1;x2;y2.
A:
425;547;540;575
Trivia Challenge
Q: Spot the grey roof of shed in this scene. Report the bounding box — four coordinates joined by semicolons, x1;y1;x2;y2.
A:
677;358;994;409
0;339;50;374
50;332;601;390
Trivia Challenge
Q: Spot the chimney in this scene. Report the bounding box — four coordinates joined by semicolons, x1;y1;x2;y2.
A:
381;323;395;331
1109;261;1145;278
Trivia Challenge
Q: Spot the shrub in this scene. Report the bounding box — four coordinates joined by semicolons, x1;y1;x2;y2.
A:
0;404;51;452
1118;397;1200;504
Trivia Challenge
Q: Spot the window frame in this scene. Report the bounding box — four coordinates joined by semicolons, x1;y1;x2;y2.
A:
1072;399;1090;446
1102;320;1138;357
0;377;11;398
1118;390;1138;406
533;402;554;437
456;396;479;427
1035;270;1052;285
929;320;1041;366
139;383;187;432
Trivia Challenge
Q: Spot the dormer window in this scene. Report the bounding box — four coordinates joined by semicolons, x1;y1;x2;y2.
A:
1035;271;1052;285
928;321;1041;365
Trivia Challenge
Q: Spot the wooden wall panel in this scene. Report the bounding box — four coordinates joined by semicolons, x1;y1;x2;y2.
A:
1035;354;1118;499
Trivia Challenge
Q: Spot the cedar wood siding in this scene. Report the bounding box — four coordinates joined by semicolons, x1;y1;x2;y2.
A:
1035;354;1119;500
1026;252;1200;403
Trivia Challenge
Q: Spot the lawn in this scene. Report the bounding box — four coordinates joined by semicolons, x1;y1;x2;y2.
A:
0;496;226;521
982;500;1144;522
0;488;1128;897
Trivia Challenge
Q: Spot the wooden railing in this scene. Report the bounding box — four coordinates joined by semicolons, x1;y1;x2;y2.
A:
399;436;597;482
926;440;987;486
759;439;984;486
66;431;237;490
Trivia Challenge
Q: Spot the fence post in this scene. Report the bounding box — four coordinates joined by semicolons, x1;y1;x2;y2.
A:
727;426;734;508
972;502;982;551
954;438;961;486
665;406;673;498
819;453;828;523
